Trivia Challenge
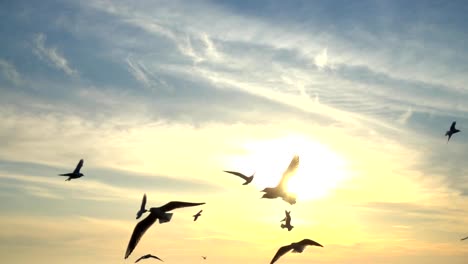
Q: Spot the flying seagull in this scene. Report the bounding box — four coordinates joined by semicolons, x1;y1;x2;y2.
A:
125;201;205;259
136;194;148;220
202;256;207;260
58;159;84;181
461;236;468;241
446;121;460;143
223;170;255;185
193;210;203;221
261;155;299;205
135;254;164;263
280;210;294;231
270;239;323;264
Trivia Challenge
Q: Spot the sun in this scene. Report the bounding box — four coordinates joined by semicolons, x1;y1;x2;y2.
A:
226;134;348;201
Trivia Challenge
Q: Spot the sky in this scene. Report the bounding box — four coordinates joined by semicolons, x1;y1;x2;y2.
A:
1;0;468;263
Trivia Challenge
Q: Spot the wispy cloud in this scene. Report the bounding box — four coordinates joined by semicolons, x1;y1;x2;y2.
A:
398;107;413;124
32;33;78;77
0;59;22;85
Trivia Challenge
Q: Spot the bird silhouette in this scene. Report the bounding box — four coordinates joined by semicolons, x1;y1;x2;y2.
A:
270;239;323;264
136;193;148;220
280;210;294;231
202;256;207;260
124;201;205;259
135;254;163;263
261;155;299;205
58;159;84;181
461;236;468;241
446;121;460;143
223;170;254;185
193;210;203;221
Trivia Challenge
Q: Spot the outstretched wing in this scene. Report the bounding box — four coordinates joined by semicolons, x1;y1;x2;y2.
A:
270;245;293;264
159;201;205;212
451;121;457;130
73;159;84;174
223;170;249;180
125;213;158;259
461;236;468;241
134;255;146;263
140;194;147;211
299;239;323;247
149;255;163;262
278;155;300;188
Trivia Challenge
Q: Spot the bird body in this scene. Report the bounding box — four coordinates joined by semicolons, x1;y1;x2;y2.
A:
280;210;294;231
125;201;205;259
223;170;254;185
193;210;203;221
58;159;84;181
136;194;148;219
446;121;460;142
270;239;323;264
135;254;163;263
261;155;299;205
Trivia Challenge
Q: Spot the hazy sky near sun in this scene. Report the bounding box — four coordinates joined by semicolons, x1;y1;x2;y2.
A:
1;0;468;263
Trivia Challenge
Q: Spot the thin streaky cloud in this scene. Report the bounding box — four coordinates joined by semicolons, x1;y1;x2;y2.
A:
0;59;22;85
32;33;78;77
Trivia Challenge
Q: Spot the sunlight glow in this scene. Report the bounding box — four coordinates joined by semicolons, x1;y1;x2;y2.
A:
226;133;349;201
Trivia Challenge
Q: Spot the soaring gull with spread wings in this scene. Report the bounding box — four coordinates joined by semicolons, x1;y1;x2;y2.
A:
125;201;205;259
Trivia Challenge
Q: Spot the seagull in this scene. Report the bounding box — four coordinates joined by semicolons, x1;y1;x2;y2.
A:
270;239;323;264
223;170;255;185
202;256;207;260
280;210;294;231
135;254;164;263
261;155;299;205
193;210;203;221
136;194;148;220
461;236;468;241
125;201;205;259
446;121;460;143
58;159;84;181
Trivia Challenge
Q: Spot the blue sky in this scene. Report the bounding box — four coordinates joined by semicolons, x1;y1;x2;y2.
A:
1;0;468;263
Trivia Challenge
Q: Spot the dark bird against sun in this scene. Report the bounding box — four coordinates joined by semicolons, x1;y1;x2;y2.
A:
223;170;255;185
125;201;205;259
270;238;323;264
261;155;299;205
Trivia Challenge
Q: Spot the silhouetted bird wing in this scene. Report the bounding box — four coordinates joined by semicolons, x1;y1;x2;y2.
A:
224;170;249;180
451;121;457;131
270;245;294;264
461;236;468;241
73;159;84;174
298;239;323;247
147;254;163;262
125;213;158;259
159;201;205;212
278;155;300;188
135;254;151;263
140;194;147;211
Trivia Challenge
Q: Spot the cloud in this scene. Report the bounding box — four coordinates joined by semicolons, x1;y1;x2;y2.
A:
314;48;329;68
398;107;413;124
0;59;22;85
32;33;78;77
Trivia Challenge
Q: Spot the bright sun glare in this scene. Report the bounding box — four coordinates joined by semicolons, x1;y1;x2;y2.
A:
227;134;348;201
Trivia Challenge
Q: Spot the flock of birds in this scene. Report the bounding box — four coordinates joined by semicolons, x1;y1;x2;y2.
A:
55;121;463;263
